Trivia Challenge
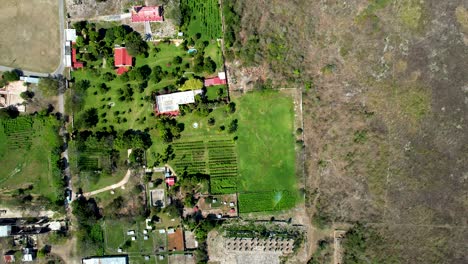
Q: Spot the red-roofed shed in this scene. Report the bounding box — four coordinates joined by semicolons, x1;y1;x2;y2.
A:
114;47;133;67
3;255;15;263
71;48;84;69
116;67;129;75
131;6;164;22
165;177;176;186
204;77;227;87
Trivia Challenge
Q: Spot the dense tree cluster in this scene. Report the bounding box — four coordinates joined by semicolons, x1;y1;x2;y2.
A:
156;117;184;143
73;22;148;66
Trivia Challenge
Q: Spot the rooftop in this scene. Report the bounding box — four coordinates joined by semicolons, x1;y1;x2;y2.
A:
65;29;77;42
82;256;128;264
155;90;202;114
131;6;163;22
114;47;133;67
204;73;227;87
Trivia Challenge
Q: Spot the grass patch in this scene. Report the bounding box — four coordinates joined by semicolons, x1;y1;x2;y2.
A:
0;115;62;203
103;218;167;255
233;91;298;212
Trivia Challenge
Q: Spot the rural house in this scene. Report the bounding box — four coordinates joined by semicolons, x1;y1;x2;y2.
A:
114;47;133;75
155;90;203;115
65;29;84;69
131;6;164;22
204;72;227;87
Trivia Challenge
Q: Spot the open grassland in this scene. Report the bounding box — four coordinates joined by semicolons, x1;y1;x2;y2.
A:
0;0;60;72
103;218;168;262
0;116;62;202
233;92;298;212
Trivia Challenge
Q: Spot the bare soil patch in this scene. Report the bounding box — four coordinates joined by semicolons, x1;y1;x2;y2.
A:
0;0;60;72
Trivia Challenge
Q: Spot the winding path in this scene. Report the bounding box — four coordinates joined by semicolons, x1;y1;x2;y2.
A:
82;169;132;197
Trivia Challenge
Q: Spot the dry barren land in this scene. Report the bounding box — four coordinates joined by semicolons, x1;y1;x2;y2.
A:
0;0;60;72
228;0;468;262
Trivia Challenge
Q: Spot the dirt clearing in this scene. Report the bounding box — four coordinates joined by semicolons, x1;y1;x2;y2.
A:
0;0;60;72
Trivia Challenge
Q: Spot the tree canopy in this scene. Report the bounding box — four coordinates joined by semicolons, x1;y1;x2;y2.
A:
180;78;203;91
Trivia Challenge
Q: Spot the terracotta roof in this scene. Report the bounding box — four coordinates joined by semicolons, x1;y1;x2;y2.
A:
116;67;129;75
71;47;84;69
204;77;227;87
114;47;133;67
165;177;176;186
132;6;163;22
3;255;14;263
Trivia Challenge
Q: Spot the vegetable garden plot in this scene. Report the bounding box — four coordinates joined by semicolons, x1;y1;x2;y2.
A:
171;139;239;194
2;117;34;149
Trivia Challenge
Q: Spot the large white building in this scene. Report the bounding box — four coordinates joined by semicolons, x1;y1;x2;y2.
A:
82;256;128;264
155;90;203;114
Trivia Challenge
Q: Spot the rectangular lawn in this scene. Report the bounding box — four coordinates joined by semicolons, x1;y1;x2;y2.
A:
234;91;298;212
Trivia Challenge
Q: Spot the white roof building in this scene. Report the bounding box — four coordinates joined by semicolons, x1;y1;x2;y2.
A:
0;225;11;237
218;71;226;80
82;256;128;264
155;90;202;114
65;29;77;42
20;76;40;84
65;42;72;68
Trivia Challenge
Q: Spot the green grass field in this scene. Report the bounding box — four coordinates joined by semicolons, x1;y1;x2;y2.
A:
233;92;298;212
0;115;62;202
103;218;168;262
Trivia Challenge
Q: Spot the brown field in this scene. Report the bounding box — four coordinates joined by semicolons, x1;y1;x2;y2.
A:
227;0;468;262
0;0;60;72
167;228;184;251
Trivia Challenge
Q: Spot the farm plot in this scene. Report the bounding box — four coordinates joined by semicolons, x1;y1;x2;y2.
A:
171;138;238;194
207;140;238;194
0;115;62;202
181;0;222;40
2;116;34;150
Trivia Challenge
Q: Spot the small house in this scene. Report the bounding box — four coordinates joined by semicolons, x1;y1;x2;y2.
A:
114;47;133;75
204;72;227;87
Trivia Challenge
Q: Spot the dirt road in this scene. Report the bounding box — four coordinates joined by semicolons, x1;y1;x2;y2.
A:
82;169;132;197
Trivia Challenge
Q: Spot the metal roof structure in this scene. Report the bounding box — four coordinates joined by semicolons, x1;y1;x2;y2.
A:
82;256;128;264
65;29;77;42
0;225;11;237
155;90;202;114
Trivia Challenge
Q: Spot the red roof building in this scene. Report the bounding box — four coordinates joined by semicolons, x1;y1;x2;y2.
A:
165;177;176;186
204;77;227;87
71;48;84;69
116;67;129;75
114;47;133;75
3;255;15;263
131;6;164;22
